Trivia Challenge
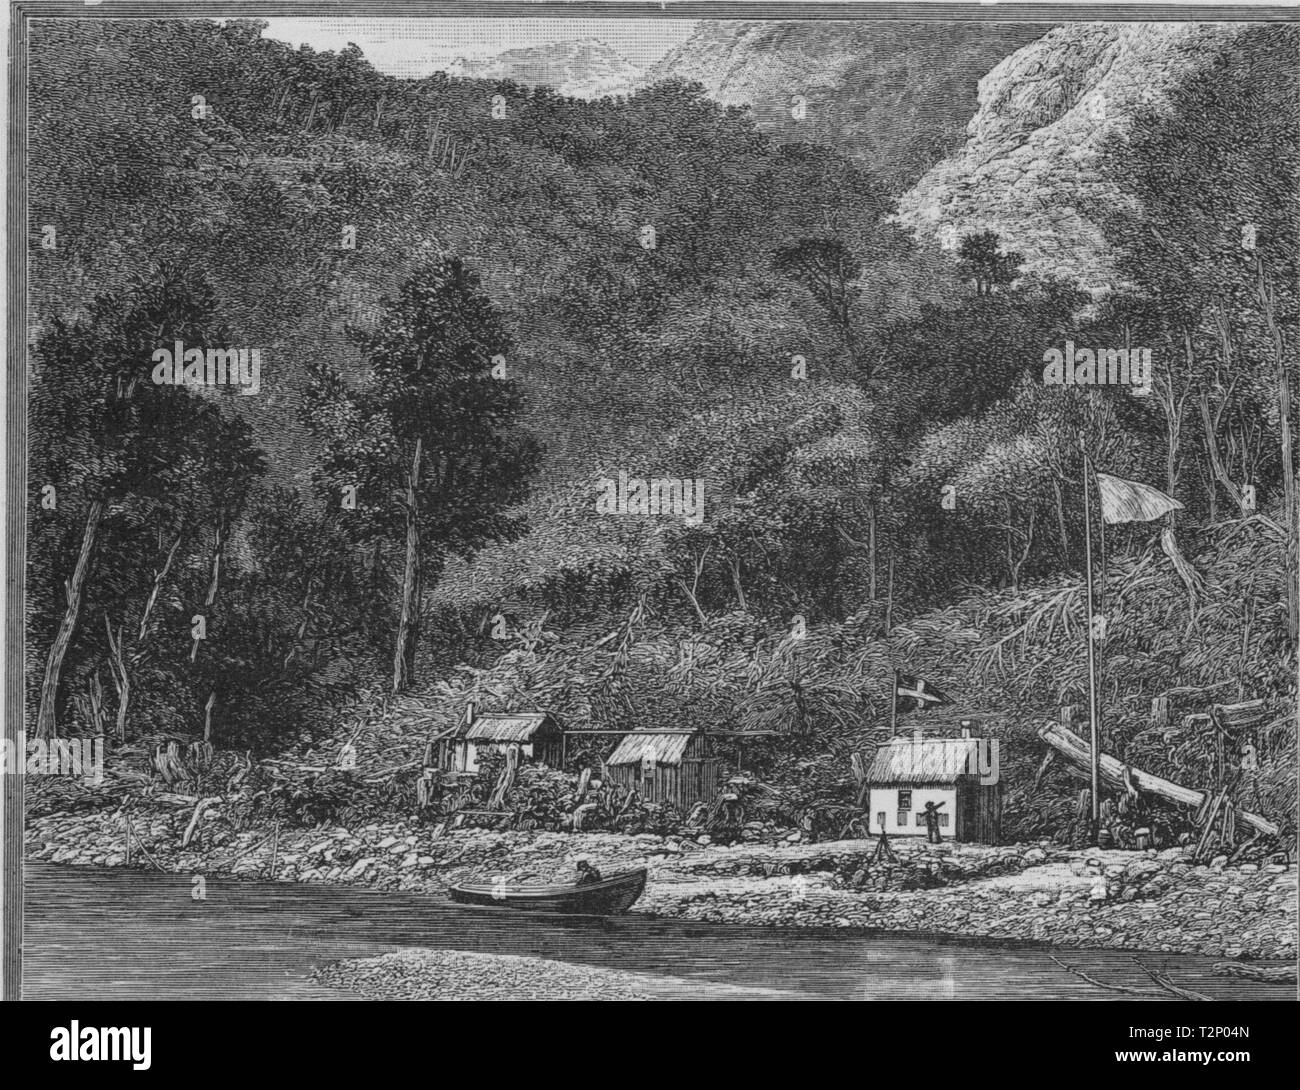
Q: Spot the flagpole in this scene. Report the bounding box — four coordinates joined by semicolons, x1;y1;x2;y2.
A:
890;668;899;737
1081;446;1102;844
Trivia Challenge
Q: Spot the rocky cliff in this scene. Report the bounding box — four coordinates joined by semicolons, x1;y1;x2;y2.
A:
648;20;1044;192
894;23;1246;293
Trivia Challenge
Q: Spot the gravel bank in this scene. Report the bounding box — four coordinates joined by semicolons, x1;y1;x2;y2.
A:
26;806;1297;960
311;948;782;1001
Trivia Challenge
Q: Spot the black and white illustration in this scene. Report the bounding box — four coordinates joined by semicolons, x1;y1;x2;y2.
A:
7;2;1298;1004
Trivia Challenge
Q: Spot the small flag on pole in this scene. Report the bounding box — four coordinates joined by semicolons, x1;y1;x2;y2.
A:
1096;473;1184;525
894;672;952;713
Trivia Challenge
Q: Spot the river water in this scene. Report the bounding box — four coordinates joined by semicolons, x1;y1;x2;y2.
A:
21;864;1293;1001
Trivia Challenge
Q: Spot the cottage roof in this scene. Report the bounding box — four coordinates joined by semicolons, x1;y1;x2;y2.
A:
606;732;692;767
464;713;554;743
863;737;983;785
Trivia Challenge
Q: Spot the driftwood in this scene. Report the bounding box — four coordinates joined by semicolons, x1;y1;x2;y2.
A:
1050;956;1208;1000
1037;721;1279;837
1191;791;1228;861
1049;956;1163;997
123;815;165;872
1212;962;1297;985
1133;960;1210;1001
181;795;222;849
214;831;277;871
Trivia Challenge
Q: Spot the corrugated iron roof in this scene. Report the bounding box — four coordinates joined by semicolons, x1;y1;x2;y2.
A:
605;733;691;766
465;713;553;743
863;738;982;784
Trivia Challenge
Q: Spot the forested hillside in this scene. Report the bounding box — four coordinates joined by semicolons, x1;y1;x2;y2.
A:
25;18;1298;847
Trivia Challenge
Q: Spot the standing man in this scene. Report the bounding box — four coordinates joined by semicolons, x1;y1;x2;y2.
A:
922;800;945;844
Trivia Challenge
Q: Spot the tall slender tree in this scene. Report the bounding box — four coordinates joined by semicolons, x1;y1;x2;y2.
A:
307;255;540;691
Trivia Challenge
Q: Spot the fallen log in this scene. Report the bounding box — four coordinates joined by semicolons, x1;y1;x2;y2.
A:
1212;962;1297;985
1036;721;1279;838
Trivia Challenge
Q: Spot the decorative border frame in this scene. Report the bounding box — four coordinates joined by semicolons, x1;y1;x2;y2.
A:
5;0;1298;1002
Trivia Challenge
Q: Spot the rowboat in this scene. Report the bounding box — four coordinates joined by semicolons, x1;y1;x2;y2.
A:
448;868;647;916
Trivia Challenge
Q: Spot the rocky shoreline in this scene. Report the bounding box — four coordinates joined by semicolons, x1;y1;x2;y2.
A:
25;806;1297;962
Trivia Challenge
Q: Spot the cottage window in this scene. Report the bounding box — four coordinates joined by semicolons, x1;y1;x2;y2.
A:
897;790;912;809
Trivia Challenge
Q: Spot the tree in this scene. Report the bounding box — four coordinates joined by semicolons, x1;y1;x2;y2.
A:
307;256;540;692
957;230;1023;296
1101;24;1298;641
29;263;244;737
772;237;864;355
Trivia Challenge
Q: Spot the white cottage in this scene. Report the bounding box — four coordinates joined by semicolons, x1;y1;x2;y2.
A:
862;733;1002;843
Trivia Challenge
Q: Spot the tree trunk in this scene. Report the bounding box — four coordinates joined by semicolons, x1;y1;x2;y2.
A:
675;579;707;625
1051;476;1070;566
36;497;105;738
1257;260;1297;644
284;571;318;669
104;615;130;741
191;516;227;665
1157;329;1191;502
1200;306;1248;516
392;438;423;693
1198;389;1246;515
203;516;227;607
1009;507;1036;592
139;529;183;641
867;500;877;600
728;556;748;613
1036;720;1277;837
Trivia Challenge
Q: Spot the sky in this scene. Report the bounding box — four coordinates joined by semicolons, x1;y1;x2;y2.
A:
261;17;700;77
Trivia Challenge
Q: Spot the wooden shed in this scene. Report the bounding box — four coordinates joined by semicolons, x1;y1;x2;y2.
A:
602;731;721;810
439;712;564;774
862;734;1001;844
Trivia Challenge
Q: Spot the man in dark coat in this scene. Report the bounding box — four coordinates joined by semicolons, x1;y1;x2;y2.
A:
575;859;603;885
923;801;945;844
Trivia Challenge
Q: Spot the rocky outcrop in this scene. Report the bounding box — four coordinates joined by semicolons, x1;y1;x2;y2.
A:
894;23;1246;293
649;20;1044;192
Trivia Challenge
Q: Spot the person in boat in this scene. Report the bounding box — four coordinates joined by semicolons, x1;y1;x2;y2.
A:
922;801;945;844
575;860;603;885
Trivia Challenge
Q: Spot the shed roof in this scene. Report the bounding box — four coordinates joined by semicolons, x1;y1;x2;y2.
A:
606;733;692;766
863;737;983;785
464;713;555;743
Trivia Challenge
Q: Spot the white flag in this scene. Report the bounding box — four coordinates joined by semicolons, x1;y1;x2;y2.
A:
1096;473;1184;524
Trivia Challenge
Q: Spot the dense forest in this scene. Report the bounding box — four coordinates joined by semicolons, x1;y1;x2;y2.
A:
25;19;1298;846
